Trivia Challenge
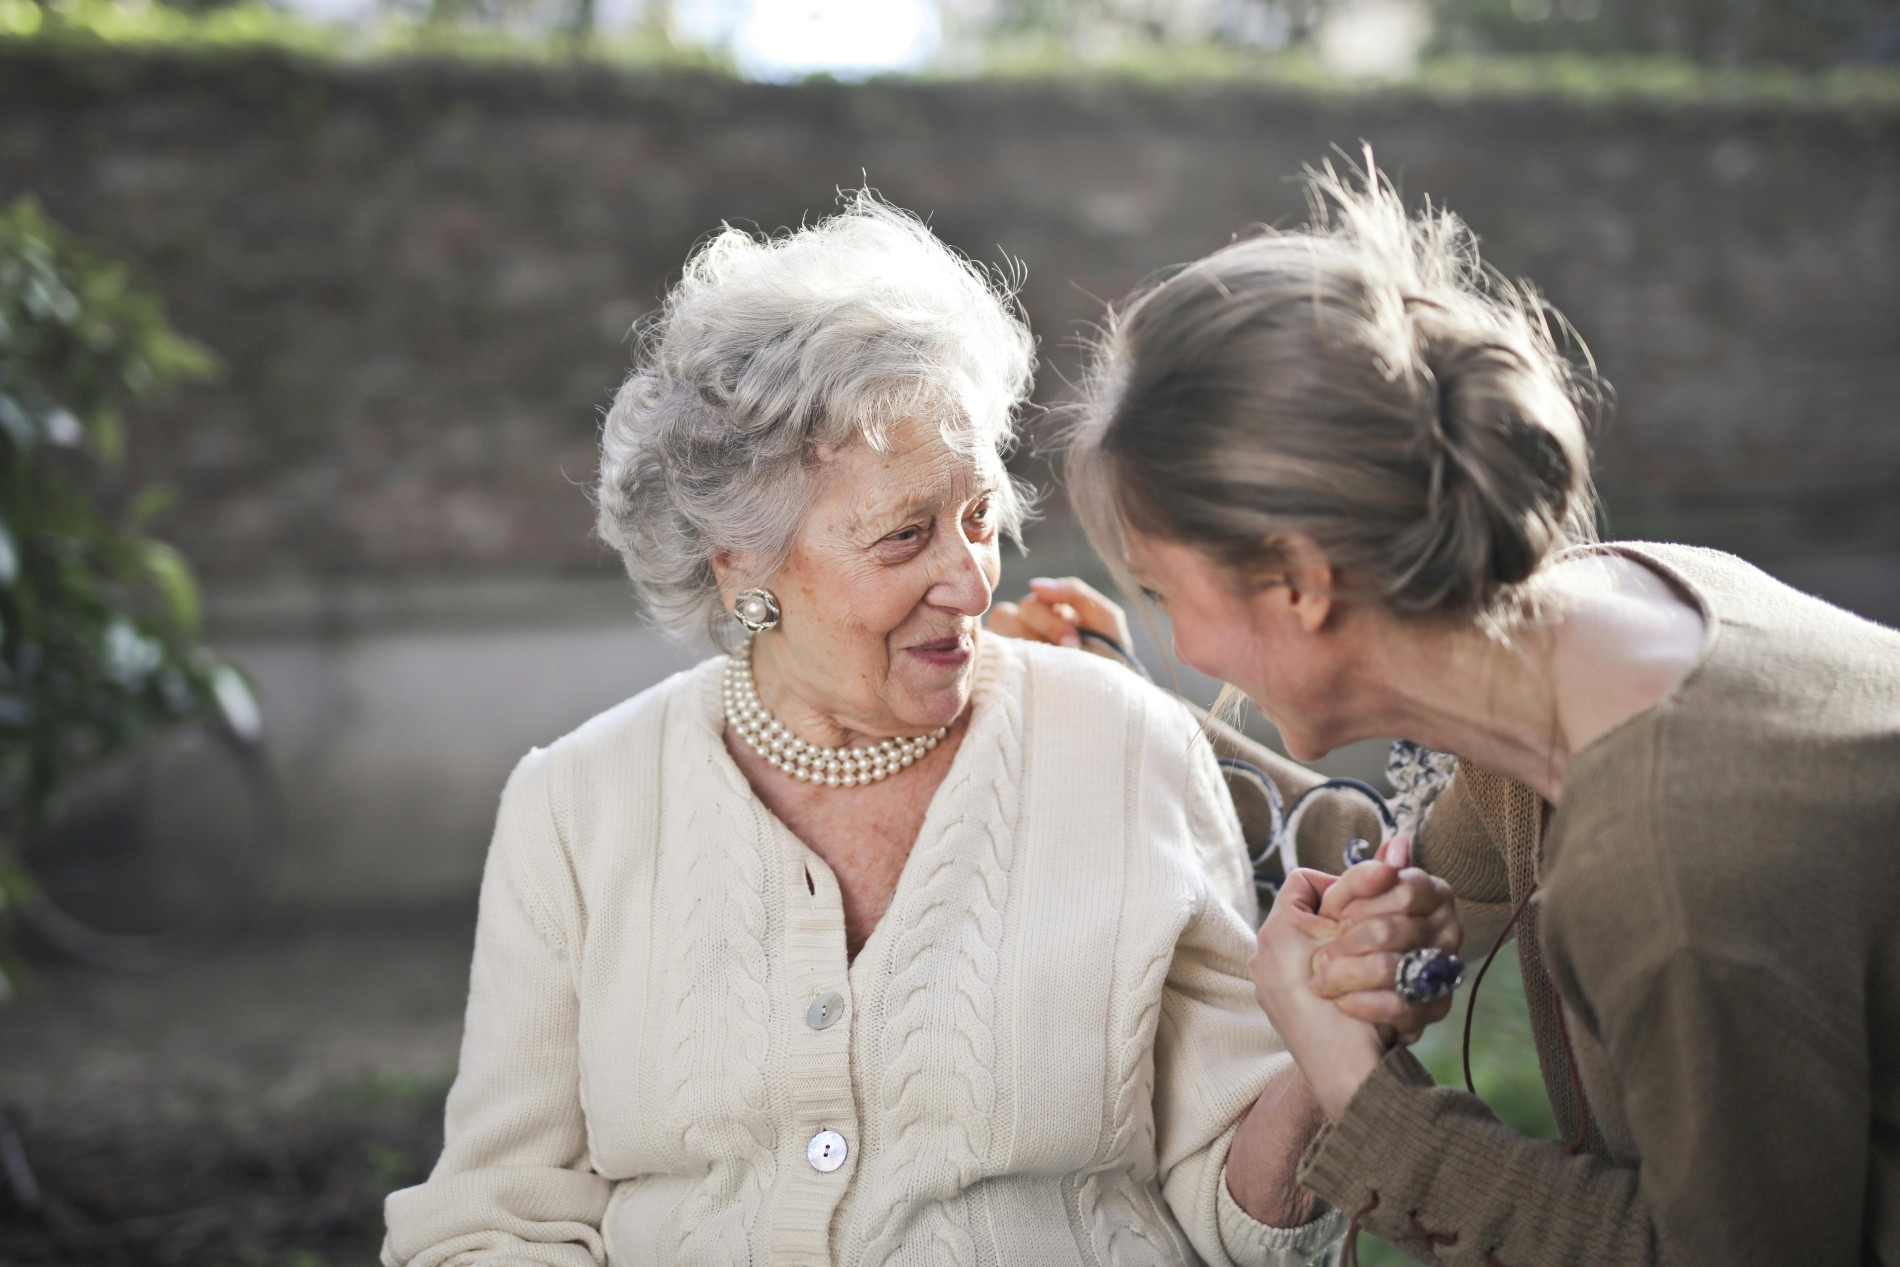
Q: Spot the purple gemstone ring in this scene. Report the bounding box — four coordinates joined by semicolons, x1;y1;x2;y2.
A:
1394;947;1465;1007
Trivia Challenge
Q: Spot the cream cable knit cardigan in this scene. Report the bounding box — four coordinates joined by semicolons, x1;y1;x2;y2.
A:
383;637;1342;1267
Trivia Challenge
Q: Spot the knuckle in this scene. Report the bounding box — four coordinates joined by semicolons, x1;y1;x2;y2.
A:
1365;999;1402;1025
1353;954;1397;992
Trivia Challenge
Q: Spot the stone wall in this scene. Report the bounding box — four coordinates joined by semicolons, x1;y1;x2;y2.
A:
3;45;1894;903
4;45;1896;586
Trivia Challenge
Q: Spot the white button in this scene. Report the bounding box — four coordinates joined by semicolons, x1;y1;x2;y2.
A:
807;1129;848;1173
806;991;846;1030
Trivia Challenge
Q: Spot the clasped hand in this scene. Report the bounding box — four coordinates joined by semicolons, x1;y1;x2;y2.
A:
1251;838;1462;1120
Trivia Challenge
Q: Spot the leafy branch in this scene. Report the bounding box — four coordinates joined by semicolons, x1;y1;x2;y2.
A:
0;196;254;997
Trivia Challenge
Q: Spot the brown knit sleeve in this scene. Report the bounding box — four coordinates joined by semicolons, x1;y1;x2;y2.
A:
1413;770;1509;902
1413;768;1515;957
1298;1048;1659;1266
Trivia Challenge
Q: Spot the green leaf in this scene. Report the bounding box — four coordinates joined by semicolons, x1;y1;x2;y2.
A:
145;330;219;385
89;406;125;466
127;484;178;528
0;848;38;914
141;540;201;635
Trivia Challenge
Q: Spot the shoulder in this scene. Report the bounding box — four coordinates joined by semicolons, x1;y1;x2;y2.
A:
1562;541;1900;866
1003;637;1220;794
1602;541;1900;661
1591;542;1900;839
494;654;724;841
483;656;725;928
1004;635;1204;748
998;636;1254;919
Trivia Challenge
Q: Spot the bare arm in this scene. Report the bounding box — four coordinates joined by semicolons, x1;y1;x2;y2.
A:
1222;1058;1329;1227
1222;844;1462;1225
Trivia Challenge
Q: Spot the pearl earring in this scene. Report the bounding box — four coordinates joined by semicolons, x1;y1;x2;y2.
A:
733;587;781;633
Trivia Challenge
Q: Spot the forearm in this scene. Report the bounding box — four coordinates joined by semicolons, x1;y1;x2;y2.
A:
1223;1058;1329;1228
1300;1047;1659;1266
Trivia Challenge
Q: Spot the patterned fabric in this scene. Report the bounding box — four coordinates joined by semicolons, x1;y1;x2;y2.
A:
1383;740;1458;842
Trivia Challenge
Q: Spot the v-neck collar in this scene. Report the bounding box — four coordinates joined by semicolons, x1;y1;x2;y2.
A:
687;637;1019;976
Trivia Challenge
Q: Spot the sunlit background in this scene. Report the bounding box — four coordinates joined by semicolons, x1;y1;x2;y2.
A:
0;2;1895;1264
673;0;943;80
256;0;1482;78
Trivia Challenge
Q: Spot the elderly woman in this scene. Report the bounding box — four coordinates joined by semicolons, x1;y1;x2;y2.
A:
380;197;1454;1267
1064;163;1900;1265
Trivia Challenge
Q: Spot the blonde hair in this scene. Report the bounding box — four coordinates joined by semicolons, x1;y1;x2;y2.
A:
1070;155;1601;624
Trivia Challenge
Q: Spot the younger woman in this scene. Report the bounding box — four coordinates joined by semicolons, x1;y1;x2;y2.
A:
1063;163;1900;1265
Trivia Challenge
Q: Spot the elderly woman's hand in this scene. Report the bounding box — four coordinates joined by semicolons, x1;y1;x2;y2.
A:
990;577;1133;659
1251;869;1389;1121
1308;836;1463;1045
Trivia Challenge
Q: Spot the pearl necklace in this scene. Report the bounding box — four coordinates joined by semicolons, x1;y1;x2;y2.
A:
722;641;948;788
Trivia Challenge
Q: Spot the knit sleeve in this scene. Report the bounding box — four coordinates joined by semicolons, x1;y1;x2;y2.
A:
1299;1047;1659;1264
1153;884;1344;1267
382;748;611;1267
1413;768;1517;958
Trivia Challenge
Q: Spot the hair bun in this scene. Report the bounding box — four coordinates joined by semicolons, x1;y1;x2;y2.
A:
1071;153;1601;625
1400;335;1589;612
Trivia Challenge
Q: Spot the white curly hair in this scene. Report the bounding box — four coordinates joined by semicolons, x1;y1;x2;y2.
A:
596;192;1038;645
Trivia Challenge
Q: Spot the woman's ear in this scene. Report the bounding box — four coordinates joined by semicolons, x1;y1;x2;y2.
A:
710;550;738;596
1278;534;1335;634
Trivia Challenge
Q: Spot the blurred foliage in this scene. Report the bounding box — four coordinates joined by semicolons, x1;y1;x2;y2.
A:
1402;50;1900;105
0;197;250;997
1412;946;1560;1140
3;0;1894;109
0;0;1891;76
958;42;1900;106
950;0;1329;47
0;0;720;61
1358;949;1558;1265
953;0;1899;67
1432;0;1900;68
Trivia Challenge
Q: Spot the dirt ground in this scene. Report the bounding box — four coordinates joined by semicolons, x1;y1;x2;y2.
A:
0;906;475;1267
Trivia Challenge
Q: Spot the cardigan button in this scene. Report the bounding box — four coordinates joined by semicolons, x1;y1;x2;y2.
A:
807;1130;848;1173
806;991;846;1030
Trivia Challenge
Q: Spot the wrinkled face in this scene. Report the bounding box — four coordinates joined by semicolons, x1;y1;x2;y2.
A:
739;420;1003;738
1123;530;1352;762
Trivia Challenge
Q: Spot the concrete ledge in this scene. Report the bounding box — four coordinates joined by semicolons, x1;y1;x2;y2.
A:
205;569;642;641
